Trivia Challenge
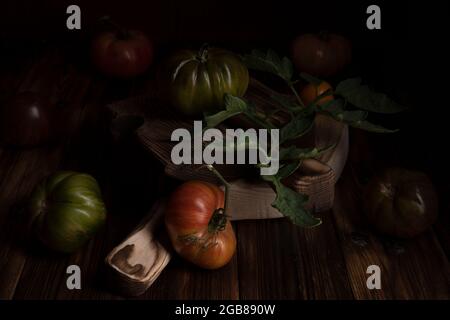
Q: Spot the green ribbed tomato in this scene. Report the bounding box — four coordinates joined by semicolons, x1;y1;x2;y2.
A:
30;171;107;253
158;45;249;115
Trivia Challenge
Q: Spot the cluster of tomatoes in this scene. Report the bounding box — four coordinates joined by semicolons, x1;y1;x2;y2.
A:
0;21;351;147
1;21;438;268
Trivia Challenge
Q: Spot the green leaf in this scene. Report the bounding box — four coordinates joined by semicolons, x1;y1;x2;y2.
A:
251;49;266;59
318;98;346;114
279;115;314;143
280;57;294;82
243;50;279;77
204;94;248;128
276;161;302;180
349;120;399;133
262;177;322;227
243;49;294;82
317;98;396;133
318;98;367;122
335;78;407;114
270;93;301;113
335;110;368;122
299;72;322;86
279;145;335;161
267;49;281;66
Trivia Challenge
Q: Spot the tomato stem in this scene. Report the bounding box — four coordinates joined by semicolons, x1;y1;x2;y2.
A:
99;16;131;40
197;43;209;63
318;30;330;41
206;164;230;217
288;82;306;108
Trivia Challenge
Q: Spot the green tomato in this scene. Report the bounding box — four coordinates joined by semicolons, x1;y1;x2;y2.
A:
158;45;249;115
363;168;438;238
30;171;107;253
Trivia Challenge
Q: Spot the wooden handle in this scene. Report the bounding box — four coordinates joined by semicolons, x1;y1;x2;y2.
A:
105;201;171;296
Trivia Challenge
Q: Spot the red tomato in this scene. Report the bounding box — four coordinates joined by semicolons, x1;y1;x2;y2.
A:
291;33;352;77
165;181;236;269
91;30;153;78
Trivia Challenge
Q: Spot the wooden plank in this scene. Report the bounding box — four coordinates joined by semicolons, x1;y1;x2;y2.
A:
0;147;61;299
236;214;353;299
236;219;302;299
294;211;354;299
138;248;239;300
13;57;164;299
9;49;100;299
433;182;450;259
0;48;72;299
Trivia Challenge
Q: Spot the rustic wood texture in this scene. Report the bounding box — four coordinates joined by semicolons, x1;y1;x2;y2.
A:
0;47;449;300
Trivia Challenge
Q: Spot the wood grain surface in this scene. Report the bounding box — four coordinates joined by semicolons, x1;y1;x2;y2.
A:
0;46;449;300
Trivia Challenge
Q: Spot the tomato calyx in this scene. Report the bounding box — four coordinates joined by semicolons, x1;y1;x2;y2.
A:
196;44;209;63
380;183;397;200
98;16;132;40
208;208;228;233
176;208;229;250
317;30;331;41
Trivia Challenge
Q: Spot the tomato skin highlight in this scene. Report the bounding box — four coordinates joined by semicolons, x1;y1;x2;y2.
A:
165;181;236;270
299;81;334;107
291;33;352;77
0;92;52;147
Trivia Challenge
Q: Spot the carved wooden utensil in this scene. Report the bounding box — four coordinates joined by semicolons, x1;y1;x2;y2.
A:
105;201;171;296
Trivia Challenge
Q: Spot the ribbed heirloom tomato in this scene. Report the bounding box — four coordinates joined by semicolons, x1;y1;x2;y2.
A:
158;45;249;115
30;171;107;253
165;181;236;269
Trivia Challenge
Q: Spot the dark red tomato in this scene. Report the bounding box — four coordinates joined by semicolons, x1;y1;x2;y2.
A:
91;29;153;78
165;181;236;269
364;168;439;238
0;92;52;147
291;33;352;77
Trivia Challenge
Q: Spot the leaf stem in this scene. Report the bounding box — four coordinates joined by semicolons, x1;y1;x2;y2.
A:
206;165;231;216
288;83;306;108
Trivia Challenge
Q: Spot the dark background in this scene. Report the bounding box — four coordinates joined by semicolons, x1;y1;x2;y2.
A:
1;0;448;176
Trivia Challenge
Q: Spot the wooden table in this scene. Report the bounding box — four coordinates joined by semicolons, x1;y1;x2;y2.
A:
0;46;449;300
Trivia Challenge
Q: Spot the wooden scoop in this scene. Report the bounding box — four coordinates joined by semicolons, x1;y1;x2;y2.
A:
105;201;171;296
